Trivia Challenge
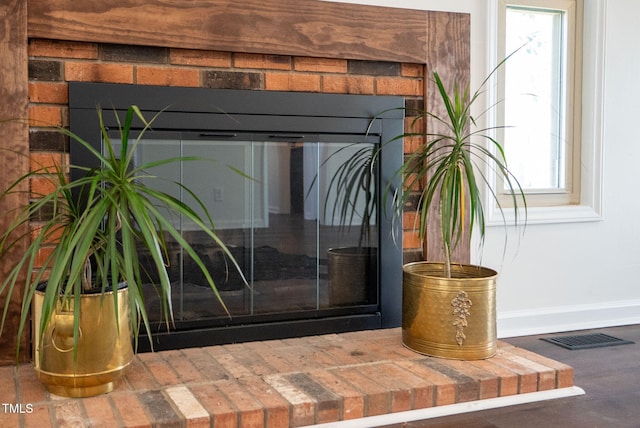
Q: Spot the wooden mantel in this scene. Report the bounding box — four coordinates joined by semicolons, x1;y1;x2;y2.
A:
27;0;429;63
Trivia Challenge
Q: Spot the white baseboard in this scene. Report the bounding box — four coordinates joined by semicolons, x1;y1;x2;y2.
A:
497;300;640;338
305;387;585;428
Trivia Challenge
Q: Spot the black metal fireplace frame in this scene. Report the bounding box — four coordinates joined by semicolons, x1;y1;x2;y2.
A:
69;82;404;350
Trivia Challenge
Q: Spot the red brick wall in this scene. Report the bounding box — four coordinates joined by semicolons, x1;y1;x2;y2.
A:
27;39;424;266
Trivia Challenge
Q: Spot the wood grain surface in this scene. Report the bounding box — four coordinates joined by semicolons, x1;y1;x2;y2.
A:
0;0;30;364
424;11;471;264
28;0;428;63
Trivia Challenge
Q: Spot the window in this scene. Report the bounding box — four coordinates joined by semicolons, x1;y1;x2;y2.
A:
497;0;582;207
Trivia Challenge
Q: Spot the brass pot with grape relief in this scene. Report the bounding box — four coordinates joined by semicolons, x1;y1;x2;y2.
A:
402;262;497;360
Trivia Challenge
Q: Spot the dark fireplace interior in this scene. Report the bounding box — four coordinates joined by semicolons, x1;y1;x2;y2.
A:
69;83;404;350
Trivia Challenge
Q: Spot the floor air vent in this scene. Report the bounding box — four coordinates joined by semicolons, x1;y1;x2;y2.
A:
542;333;635;350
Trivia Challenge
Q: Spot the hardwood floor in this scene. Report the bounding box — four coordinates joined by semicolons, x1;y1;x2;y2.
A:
382;324;640;428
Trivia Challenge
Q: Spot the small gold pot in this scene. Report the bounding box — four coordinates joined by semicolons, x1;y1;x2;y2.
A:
32;285;133;397
402;262;497;360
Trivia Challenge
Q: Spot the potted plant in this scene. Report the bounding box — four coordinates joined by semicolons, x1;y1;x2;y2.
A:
309;141;378;306
0;106;245;396
392;64;525;360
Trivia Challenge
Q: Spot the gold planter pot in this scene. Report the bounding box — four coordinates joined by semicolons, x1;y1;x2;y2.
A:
402;262;498;360
32;285;134;397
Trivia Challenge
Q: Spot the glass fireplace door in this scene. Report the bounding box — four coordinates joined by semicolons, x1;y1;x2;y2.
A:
115;131;380;328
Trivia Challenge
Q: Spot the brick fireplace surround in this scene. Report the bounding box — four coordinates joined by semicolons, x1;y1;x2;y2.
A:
0;1;581;426
26;37;426;253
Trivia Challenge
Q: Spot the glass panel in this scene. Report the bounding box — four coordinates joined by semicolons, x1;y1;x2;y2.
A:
505;6;566;191
110;132;379;325
316;140;379;307
109;135;237;323
181;138;254;318
248;140;320;314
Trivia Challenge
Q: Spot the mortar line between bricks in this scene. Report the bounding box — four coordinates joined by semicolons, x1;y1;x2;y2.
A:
6;329;577;428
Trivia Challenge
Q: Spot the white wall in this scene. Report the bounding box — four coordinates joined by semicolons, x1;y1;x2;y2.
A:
491;0;640;337
328;0;640;337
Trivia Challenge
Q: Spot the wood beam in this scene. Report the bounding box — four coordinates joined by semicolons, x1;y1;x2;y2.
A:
424;11;471;264
28;0;428;63
0;0;30;364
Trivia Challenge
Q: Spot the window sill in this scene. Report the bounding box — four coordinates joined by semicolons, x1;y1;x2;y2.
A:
487;203;602;226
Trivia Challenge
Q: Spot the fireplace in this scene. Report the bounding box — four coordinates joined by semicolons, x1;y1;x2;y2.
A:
69;82;403;350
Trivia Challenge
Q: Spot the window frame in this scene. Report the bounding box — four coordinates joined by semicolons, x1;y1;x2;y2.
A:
486;0;604;225
498;0;582;206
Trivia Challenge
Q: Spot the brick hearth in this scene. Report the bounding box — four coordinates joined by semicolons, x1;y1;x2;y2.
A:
0;328;575;427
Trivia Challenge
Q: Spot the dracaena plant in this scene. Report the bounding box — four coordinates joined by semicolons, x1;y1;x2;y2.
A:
391;63;526;278
0;106;246;360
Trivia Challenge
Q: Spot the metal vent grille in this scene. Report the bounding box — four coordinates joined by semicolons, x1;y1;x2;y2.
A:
541;333;635;350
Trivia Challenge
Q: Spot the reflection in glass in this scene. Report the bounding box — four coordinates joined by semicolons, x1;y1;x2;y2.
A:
113;133;379;325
